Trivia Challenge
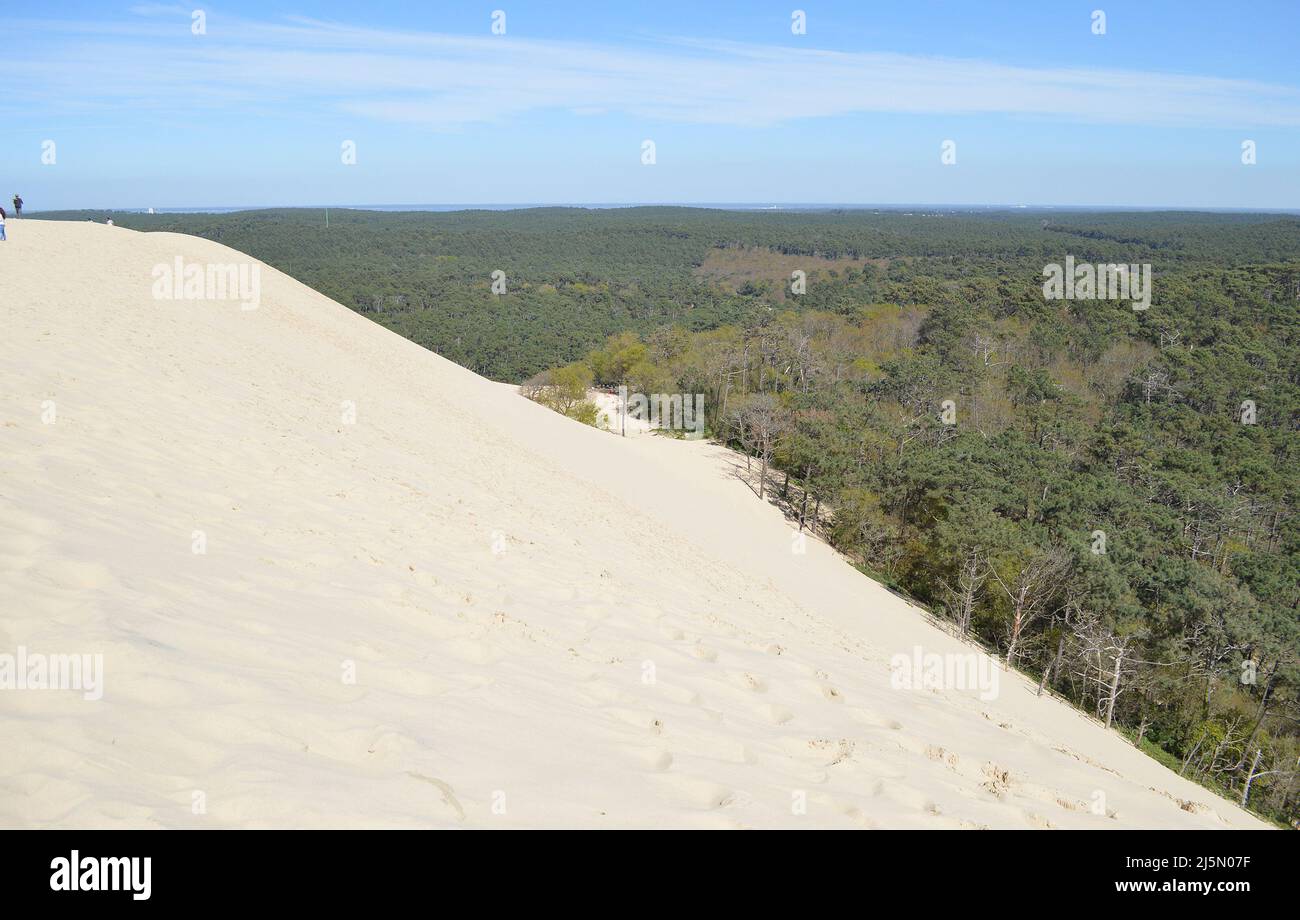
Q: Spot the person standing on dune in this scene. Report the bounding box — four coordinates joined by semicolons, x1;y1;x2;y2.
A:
12;194;22;218
0;207;7;241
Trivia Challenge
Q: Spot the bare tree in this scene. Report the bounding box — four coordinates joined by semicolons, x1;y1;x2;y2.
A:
1072;621;1138;727
1240;748;1297;809
941;547;988;637
987;546;1072;667
1241;749;1265;807
1036;603;1074;697
733;395;788;501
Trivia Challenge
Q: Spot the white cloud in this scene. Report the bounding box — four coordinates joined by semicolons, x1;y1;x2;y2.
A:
4;12;1300;129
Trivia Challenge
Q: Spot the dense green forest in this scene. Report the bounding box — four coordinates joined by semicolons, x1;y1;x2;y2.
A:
37;206;1300;824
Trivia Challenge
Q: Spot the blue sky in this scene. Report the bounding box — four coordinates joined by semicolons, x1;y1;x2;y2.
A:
4;1;1300;210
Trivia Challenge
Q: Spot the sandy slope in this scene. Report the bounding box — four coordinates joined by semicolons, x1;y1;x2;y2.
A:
0;220;1266;828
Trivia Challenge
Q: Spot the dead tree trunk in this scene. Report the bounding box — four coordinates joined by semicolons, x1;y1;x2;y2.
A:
1104;645;1125;728
1038;629;1066;698
798;463;812;531
1241;749;1264;807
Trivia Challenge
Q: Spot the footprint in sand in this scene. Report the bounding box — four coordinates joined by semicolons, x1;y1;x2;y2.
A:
621;745;674;772
791;678;842;703
604;707;665;735
812;794;878;828
655;682;704;706
851;707;903;731
924;744;961;772
653;774;736;810
725;670;767;692
656;619;687;641
780;736;853;766
762;703;795;725
877;780;940;815
572;603;612;624
690;644;719;663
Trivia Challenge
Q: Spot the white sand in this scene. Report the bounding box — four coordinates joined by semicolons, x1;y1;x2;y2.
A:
589;389;642;435
0;221;1267;828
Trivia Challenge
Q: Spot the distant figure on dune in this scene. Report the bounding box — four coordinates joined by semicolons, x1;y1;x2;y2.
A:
106;218;114;227
0;207;6;241
11;194;21;218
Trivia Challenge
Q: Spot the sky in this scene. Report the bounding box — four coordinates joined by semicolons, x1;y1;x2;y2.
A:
3;1;1300;210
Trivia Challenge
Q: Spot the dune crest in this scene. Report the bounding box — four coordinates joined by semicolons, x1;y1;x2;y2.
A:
0;221;1265;828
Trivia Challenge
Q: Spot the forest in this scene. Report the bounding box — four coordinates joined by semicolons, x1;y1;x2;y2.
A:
37;205;1300;825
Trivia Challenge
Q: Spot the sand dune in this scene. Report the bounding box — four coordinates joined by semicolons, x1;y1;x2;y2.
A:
0;220;1266;828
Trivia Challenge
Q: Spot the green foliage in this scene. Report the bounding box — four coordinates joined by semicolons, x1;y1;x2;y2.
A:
522;362;598;425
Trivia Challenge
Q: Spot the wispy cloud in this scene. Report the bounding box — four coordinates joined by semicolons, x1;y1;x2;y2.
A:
5;10;1300;129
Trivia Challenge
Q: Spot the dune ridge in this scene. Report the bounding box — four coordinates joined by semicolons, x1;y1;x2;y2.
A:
0;221;1266;828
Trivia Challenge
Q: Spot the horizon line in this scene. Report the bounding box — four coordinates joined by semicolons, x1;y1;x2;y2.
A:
29;202;1300;216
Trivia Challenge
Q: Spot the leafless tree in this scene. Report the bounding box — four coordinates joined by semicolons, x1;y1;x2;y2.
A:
941;547;988;637
1067;612;1141;728
1240;748;1297;809
987;546;1072;667
731;394;788;501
